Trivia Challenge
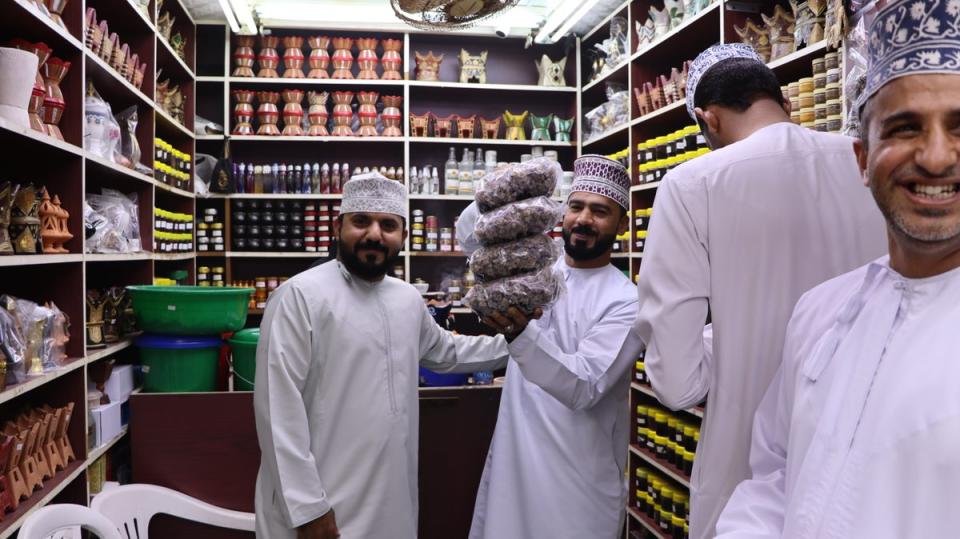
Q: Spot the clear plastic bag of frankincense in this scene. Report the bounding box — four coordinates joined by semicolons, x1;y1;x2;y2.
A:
468;234;562;282
474;196;563;246
463;265;565;320
475;158;563;213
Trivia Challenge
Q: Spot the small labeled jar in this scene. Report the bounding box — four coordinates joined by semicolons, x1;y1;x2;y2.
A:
814;88;826;105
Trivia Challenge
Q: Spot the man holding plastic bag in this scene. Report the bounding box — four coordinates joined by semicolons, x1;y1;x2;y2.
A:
459;155;643;539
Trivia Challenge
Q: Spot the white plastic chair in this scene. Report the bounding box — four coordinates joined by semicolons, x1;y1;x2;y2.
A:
91;483;254;538
19;503;123;539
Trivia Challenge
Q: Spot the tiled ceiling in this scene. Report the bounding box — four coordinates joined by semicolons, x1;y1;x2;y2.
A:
183;0;626;38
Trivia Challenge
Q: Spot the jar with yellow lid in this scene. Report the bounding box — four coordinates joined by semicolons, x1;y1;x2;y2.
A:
683;449;694;475
635;230;648;252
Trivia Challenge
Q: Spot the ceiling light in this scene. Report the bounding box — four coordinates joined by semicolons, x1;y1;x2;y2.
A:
549;0;601;42
229;0;257;34
534;0;580;43
216;0;240;33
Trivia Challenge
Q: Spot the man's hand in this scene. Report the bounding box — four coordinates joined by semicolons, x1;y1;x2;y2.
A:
482;307;543;342
297;509;340;539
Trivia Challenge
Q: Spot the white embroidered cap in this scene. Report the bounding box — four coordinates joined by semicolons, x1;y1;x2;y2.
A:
340;172;406;217
685;43;765;120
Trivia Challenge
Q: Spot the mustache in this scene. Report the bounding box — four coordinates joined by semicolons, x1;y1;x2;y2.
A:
569;225;597;237
355;241;388;253
894;165;960;183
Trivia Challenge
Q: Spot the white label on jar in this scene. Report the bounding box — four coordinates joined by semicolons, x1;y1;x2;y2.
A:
306;246;317;252
213;237;224;244
440;244;452;252
427;232;438;239
214;245;224;251
413;229;423;236
212;230;222;237
212;274;223;281
198;245;209;251
318;226;330;232
697;134;706;145
204;216;215;222
413;243;423;250
414;216;424;223
440;232;452;240
448;286;461;293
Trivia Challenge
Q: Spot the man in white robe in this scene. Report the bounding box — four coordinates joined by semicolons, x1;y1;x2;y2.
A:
254;173;510;539
467;155;642;539
717;2;960;535
634;44;887;538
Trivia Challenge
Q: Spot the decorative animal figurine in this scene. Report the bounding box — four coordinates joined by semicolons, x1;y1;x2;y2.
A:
634;87;651;117
529;113;554;141
480;116;501;139
635;18;656;51
502;110;528;140
536;55;567;87
649;6;672;38
456;115;476;138
459;49;488;84
415;51;443;81
553;117;574;142
409;112;431;137
734;20;771;62
762;4;797;61
664;0;685;28
644;80;665;111
432;114;456;137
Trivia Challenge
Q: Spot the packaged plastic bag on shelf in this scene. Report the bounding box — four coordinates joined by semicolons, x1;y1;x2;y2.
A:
474;196;563;245
85;189;142;253
0;297;26;386
469;234;562;282
475;158;563;213
114;105;143;171
464;265;565;320
84;83;121;162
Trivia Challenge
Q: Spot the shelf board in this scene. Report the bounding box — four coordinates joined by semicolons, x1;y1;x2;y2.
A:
84;49;154;109
0;357;85;406
631;253;644;259
0;459;87;539
629;101;687;129
197;76;226;82
155;106;194;138
451;307;472;315
408;80;577;93
582;123;630;148
154;252;195;261
229;135;402;142
88;424;130;464
228;76;406;86
86;337;137;364
228;252;323;258
196;252;227;258
631;2;721;63
408;137;574;147
84;252;153;262
767;41;829;72
582;58;629;94
208;193;343;199
157;35;195;79
629;443;691;489
631;182;661;192
0;117;83;157
0;254;83;267
124;0;156;31
197;134;225;140
409;194;475;201
583;0;632;41
85;153;156;187
627;506;667;539
611;253;630;259
154;181;195;198
408;251;466;257
9;0;84;52
632;382;702;418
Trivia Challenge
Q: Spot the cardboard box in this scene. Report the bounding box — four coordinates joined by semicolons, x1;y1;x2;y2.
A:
104;365;135;404
91;400;123;448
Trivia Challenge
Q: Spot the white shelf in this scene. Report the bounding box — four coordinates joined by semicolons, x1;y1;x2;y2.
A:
408;137;575;147
583;0;632;41
627;506;667;539
84;49;154;108
197;76;226;82
631;253;644;259
0;358;86;406
87;425;129;463
631;2;721;62
582;59;629;93
408;80;577;93
154;252;195;260
0;254;83;267
197;134;225;140
631;181;660;192
157;35;195;79
228;77;404;86
0;117;83;157
582;123;630;148
228;252;323;258
229;135;402;142
209;193;342;199
629;444;691;489
86;338;137;364
611;253;630;259
125;0;156;31
155;106;194;138
10;0;84;51
85;153;156;187
632;382;702;418
767;41;829;71
451;307;473;315
154;181;195;198
629;101;686;128
409;194;475;201
84;253;153;262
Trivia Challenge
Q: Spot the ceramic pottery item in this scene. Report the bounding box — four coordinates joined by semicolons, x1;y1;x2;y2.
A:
529;113;554;141
554;116;574;142
330;91;354;136
480;116;500;139
456;115;476;138
232;89;255;135
331;37;354;79
10;184;40;254
355;91;379;136
432;114;455;138
502;110;528;140
459;49;487;84
409;112;431;137
355;37;379;80
415;51;443;81
307;35;330;78
258;35;280;78
281;88;305;136
306;91;329;136
256;91;281;135
536;55;567;86
282;35;305;78
381;39;403;80
233;35;256;77
381;95;402;137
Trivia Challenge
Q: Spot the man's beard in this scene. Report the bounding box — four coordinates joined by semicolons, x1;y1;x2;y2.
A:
562;225;616;261
339;238;399;280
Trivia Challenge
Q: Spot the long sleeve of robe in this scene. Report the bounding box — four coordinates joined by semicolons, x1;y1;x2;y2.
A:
469;261;639;539
634;122;887;539
718;258;960;538
255;260;509;539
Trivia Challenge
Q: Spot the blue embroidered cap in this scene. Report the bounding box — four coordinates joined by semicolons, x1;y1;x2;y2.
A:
686;43;766;120
570;155;630;210
866;0;960;100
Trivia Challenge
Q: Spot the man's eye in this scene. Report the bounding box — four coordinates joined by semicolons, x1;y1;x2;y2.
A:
886;124;920;137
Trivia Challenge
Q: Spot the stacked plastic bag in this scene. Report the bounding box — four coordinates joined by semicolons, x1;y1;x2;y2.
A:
464;158;566;319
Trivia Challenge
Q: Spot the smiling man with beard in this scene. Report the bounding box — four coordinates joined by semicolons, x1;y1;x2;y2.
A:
254;172;511;539
465;155;644;539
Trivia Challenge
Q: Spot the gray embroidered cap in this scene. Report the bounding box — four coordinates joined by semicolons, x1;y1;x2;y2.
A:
570;155;630;210
685;43;765;120
340;172;406;217
865;0;960;101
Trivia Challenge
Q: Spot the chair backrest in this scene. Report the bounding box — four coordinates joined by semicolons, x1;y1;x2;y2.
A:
20;503;124;539
90;484;255;539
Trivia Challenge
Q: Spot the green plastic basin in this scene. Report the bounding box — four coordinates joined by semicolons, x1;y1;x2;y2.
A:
229;328;259;391
126;286;255;335
136;334;222;393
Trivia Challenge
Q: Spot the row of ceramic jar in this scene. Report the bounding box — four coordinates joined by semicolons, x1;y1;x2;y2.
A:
232;162;402;195
634;208;654;232
785;52;844;133
232;36;403;80
196;223;225;253
84;9;147;91
411;210;460;253
154;209;193;232
612;231;629;253
154;138;192;175
634;465;691;539
232;89;402;137
639;148;712;184
636;401;700;456
154;231;193;252
197;266;225;287
154;163;191;191
638;125;708;166
7;39;71;141
409;111;574;142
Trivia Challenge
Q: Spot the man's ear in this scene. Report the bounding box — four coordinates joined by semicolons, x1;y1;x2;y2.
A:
853;138;870;188
333;216;343;240
617;209;629;236
698;107;720;138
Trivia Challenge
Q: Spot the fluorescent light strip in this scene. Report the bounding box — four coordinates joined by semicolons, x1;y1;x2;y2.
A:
535;0;581;43
216;0;240;33
229;0;257;34
550;0;601;41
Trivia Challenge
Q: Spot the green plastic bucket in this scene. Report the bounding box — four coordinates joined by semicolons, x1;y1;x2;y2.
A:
136;334;222;392
229;328;260;391
126;286;255;335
